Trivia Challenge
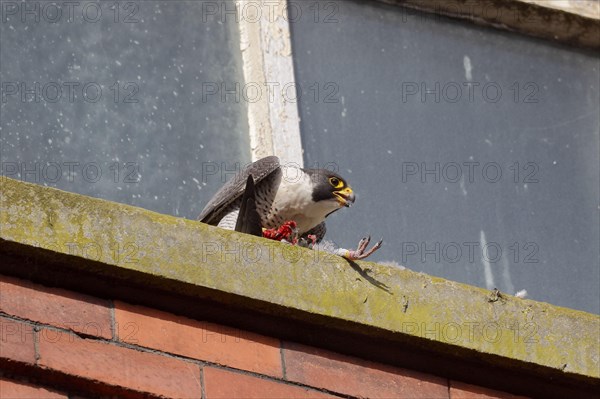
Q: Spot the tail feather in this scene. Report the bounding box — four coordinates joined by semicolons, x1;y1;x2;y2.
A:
235;174;263;236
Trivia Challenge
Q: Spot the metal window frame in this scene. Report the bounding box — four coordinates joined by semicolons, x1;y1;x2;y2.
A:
377;0;599;49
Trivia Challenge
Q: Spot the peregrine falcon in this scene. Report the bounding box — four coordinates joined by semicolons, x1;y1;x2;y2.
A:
198;156;382;260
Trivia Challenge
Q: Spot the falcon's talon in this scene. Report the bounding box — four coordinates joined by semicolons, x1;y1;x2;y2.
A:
372;238;383;250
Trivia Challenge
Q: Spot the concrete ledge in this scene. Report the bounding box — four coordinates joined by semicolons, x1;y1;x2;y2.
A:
1;177;599;398
377;0;600;50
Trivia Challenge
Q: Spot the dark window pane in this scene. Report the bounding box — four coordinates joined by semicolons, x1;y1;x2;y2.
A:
290;0;599;314
1;1;250;218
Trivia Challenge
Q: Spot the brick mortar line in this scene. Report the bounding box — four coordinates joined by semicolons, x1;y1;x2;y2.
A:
33;326;40;365
199;366;207;399
109;299;116;342
280;339;288;380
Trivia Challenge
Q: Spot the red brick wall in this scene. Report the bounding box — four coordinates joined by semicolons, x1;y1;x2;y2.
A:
0;274;528;398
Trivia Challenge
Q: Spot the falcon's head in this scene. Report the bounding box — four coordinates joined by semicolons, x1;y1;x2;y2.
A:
304;169;356;210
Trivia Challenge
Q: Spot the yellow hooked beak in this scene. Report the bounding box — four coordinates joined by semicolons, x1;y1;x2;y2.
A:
333;186;356;207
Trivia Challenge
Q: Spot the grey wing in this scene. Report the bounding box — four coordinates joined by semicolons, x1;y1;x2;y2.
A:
198;156;280;225
302;222;327;243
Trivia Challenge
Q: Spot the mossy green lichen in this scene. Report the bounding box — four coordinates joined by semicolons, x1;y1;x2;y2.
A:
1;176;599;380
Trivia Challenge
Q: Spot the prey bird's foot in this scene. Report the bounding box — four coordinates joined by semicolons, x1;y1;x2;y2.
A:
335;235;383;260
263;221;299;244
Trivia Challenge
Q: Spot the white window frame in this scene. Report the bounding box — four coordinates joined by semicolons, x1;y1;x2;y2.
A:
235;0;304;167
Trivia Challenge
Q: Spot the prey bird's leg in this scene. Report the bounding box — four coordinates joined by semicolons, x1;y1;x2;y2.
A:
335;236;383;261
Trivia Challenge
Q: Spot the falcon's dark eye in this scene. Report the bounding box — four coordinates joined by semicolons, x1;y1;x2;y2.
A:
329;177;343;189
